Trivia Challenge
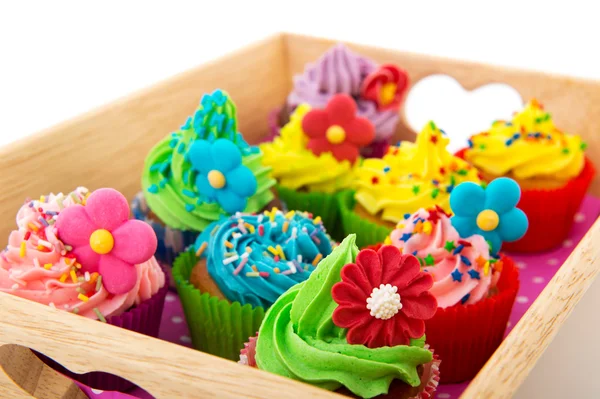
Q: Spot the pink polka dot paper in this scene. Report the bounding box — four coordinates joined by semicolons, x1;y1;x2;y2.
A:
80;196;600;399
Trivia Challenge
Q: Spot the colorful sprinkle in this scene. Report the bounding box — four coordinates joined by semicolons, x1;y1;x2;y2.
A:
43;263;53;270
460;255;472;266
424;254;435;266
468;269;481;280
258;224;264;236
452;244;464;255
195;242;208;257
70;270;78;283
461;293;470;304
59;274;68;283
312;253;323;266
96;275;103;292
78;293;89;302
19;242;26;257
259;271;270;278
233;255;249;276
313;216;322;225
223;254;239;265
224;241;234;249
245;271;260;277
94;308;107;323
451;269;463;282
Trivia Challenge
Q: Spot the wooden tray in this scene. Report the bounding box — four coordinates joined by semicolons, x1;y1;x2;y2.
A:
1;32;600;399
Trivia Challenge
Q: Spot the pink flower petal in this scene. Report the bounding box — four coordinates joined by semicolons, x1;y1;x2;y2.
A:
301;109;329;138
98;254;137;295
111;220;157;265
86;188;130;231
56;205;95;246
71;244;100;273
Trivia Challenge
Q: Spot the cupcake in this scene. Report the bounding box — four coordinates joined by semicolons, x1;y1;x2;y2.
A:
0;187;167;391
260;94;374;239
138;89;277;264
173;207;335;360
386;178;527;383
239;235;441;399
272;43;410;158
460;99;594;252
340;121;481;248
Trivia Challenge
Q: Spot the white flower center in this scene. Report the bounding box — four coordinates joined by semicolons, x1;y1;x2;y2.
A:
366;284;402;320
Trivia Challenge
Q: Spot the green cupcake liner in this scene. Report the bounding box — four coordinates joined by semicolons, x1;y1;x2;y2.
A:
275;184;343;241
172;250;265;361
338;190;394;249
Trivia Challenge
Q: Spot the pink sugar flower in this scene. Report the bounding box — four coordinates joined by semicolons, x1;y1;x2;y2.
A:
56;188;157;295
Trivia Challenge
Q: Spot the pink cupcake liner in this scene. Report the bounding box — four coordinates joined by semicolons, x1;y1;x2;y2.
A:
38;266;169;392
239;334;440;399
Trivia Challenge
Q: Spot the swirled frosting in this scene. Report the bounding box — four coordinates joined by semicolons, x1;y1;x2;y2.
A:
388;207;500;308
465;99;586;181
260;104;356;193
287;44;400;142
0;188;165;320
194;208;334;308
255;235;433;398
354;121;481;223
142;90;275;231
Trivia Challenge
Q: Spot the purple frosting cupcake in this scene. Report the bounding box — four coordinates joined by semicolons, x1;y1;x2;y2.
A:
272;44;409;158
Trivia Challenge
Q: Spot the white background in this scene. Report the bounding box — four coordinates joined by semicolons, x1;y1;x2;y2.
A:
1;0;599;147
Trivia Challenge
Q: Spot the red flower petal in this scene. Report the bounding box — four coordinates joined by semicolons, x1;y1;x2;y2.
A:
391;254;422;292
396;312;426;340
330;142;360;164
378;245;404;282
339;262;372;297
343;116;375;146
306;137;332;157
355;249;382;288
332;280;367;306
332;303;370;329
301;108;329;139
400;273;434;297
325;94;357;125
400;293;438;320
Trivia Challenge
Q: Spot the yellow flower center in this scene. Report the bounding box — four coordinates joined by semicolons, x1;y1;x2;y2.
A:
326;125;346;144
207;170;226;189
89;229;114;255
380;82;397;105
476;210;499;231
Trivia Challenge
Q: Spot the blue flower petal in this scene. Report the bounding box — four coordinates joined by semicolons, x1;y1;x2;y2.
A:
226;166;257;197
484;178;521;214
450;215;478;238
211;139;242;172
217;189;247;213
449;182;485;217
497;208;528;242
188;140;215;173
482;231;503;254
195;174;217;200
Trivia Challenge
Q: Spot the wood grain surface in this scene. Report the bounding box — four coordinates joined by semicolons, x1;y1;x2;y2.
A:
1;32;599;398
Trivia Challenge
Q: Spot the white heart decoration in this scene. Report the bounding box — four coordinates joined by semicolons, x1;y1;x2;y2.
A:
404;74;523;153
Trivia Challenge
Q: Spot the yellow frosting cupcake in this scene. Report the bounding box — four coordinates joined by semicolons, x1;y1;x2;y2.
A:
465;99;586;189
353;121;481;225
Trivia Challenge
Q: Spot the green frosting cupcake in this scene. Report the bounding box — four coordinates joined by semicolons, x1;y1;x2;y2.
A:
255;235;435;399
142;89;275;231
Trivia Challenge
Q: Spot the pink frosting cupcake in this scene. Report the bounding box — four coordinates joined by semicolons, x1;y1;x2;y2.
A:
0;187;168;391
389;207;500;308
387;205;519;383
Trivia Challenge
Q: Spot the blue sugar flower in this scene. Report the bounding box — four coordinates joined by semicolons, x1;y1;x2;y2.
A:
188;138;257;213
450;177;528;254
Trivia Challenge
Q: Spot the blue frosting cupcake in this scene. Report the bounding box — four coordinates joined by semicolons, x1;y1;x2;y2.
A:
191;208;334;308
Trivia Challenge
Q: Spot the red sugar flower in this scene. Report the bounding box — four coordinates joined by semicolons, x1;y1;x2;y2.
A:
361;64;409;110
332;245;437;348
302;93;375;164
56;188;157;295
